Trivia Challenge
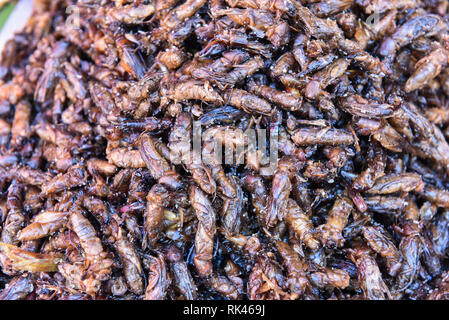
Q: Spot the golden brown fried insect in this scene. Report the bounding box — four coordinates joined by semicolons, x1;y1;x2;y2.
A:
116;36;146;79
107;147;146;169
3;0;449;301
349;244;392;300
292;127;354;146
366;173;424;195
223;89;272;115
357;0;415;14
395;221;422;293
284;199;319;251
221;175;244;236
145;184;171;245
276;241;309;298
212;29;273;58
365;195;409;214
128;72;164;101
165;245;198;299
420;185;449;209
10;101;31;148
145;253;170;300
292;2;343;39
338;95;394;119
309;0;354;17
110;3;155;24
111;222;144;295
42;230;79;253
163;79;224;104
219;56;264;88
372;121;411;153
214;8;289;47
362;226;402;276
208;274;239;299
309;268;350;289
248;254;288;300
242;173;267;227
352;142;386;192
168;111;192;166
161;0;207;32
305;59;350;99
0;275;34;300
0;242;62;273
405;47;449;92
266;169;291;229
427;211;449;257
1;180;25;246
60;206;112;296
69;208;104;260
190;186;216;277
139;134;182;189
87;158;117;177
159;47;187;70
231;0;296;13
193;49;249;78
354;9;396;49
318;196;353;247
379;14;447;72
247;80;302;112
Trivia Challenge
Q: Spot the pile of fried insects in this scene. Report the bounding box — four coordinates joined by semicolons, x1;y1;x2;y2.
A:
1;0;449;300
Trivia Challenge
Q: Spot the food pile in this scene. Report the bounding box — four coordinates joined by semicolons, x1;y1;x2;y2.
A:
1;0;449;300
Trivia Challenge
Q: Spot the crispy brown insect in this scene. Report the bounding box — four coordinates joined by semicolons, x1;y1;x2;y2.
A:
362;226;402;277
190;186;216;277
0;242;62;273
284;199;319;251
1;180;25;246
165;245;198;299
18;211;68;241
145;253;170;300
309;268;350;289
276;241;309;297
1;0;449;301
40;165;87;197
266;169;291;228
292;127;354;146
248;80;302;112
145;184;171;245
164;80;224;105
338;95;394;119
0;275;34;300
112;224;144;295
366;173;424;195
405;47;449;92
350;244;392;300
223;89;272;115
318;196;353;248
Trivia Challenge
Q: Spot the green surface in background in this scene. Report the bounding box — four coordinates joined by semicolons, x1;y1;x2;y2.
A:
0;2;16;31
